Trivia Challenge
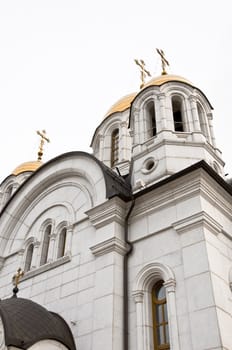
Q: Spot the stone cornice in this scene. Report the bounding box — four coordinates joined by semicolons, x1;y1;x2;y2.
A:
90;237;128;256
132;169;232;220
173;211;222;236
86;197;127;229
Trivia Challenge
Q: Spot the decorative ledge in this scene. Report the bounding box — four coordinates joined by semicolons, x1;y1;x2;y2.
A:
22;254;71;281
173;211;222;236
86;197;127;229
90;237;128;256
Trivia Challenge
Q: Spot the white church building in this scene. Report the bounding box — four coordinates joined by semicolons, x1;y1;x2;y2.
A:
0;61;232;350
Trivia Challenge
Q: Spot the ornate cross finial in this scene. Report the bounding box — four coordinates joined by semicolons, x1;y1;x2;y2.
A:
134;59;151;89
12;268;24;297
36;129;50;161
156;48;169;75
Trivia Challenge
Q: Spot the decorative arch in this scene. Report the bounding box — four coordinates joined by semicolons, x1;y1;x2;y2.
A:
0;152;131;257
130;87;160;145
132;262;179;350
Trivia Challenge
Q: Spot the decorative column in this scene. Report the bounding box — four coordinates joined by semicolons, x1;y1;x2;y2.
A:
189;95;201;132
208;113;216;147
132;291;145;350
64;225;73;256
47;233;56;263
132;107;141;144
87;197;128;350
18;249;25;269
31;240;40;268
163;279;180;350
98;134;104;161
120;121;129;161
158;93;167;130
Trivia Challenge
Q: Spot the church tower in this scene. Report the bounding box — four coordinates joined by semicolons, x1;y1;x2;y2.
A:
0;53;231;350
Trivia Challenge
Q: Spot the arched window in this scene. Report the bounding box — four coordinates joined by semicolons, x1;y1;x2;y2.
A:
57;227;67;258
25;243;34;272
40;224;51;265
132;262;179;350
111;128;119;167
172;97;184;132
152;280;170;350
147;101;157;138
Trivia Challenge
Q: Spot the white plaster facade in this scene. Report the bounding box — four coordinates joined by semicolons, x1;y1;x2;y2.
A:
0;73;232;350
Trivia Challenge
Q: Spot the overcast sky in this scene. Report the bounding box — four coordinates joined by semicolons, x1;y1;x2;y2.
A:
0;0;231;183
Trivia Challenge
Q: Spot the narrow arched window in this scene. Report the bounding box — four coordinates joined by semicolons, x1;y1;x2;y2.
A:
172;97;184;132
25;243;34;272
40;224;51;265
111;128;119;167
147;101;157;138
152;280;170;350
57;227;67;258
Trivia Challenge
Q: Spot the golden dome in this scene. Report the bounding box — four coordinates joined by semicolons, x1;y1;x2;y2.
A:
12;160;42;176
104;92;137;118
143;74;193;88
103;74;193;120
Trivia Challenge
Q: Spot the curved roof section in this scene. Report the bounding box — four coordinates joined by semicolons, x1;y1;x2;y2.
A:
104;92;137;119
12;161;42;176
0;296;76;350
0;152;132;217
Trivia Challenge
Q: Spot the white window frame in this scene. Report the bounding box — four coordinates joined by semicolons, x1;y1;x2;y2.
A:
132;262;180;350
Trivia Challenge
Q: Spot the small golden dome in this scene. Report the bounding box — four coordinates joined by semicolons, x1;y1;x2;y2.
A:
103;74;193;120
104;92;137;118
143;74;193;88
12;160;42;176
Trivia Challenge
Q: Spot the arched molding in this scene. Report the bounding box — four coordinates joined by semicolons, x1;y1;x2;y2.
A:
0;177;19;209
133;262;175;294
102;115;123;136
130;89;160;144
0;152;113;256
132;262;179;350
28;339;70;350
160;82;194;97
131;85;160;110
194;89;213;114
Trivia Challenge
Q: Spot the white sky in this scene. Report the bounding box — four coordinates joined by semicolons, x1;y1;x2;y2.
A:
0;0;231;183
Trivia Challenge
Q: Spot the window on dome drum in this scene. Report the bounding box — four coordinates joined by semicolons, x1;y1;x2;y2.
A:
152;280;170;350
25;243;34;272
111;128;119;167
172;97;184;132
40;224;52;265
57;227;67;258
147;101;157;138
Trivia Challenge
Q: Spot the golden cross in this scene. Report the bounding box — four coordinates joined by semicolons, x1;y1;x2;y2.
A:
12;268;24;288
134;59;151;89
156;48;169;75
37;129;50;161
